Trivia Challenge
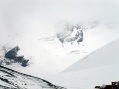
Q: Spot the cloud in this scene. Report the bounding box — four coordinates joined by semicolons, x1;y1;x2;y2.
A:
0;0;119;33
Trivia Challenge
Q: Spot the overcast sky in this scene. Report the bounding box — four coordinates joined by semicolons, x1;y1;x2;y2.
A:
0;0;119;76
0;0;119;35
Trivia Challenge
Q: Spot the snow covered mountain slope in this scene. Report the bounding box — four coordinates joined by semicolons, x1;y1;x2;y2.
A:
44;38;119;89
64;38;119;72
0;66;65;89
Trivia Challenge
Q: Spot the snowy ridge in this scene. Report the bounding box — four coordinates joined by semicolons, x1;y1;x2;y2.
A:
0;66;65;89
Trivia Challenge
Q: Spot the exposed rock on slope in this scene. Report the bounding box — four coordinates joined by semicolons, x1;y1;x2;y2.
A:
57;26;83;47
0;46;29;67
0;66;65;89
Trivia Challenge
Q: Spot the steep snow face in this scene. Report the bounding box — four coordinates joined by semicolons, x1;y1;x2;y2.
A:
64;38;119;72
44;38;119;89
34;23;119;76
0;66;65;89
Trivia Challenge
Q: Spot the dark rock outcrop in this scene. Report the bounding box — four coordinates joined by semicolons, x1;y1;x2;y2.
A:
4;46;29;67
